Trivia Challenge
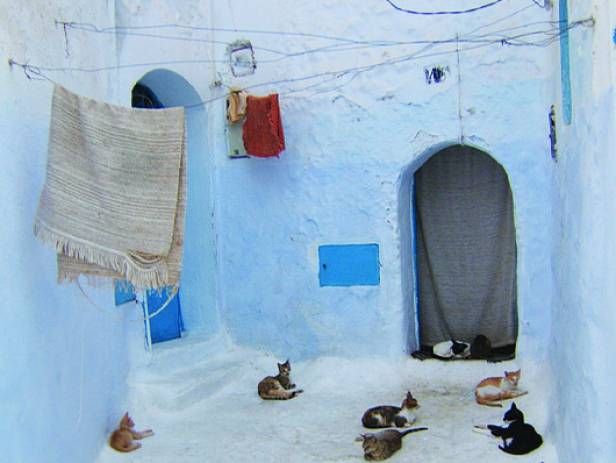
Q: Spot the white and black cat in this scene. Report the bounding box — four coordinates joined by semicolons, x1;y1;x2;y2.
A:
432;339;470;360
483;402;543;455
356;427;428;461
361;391;419;428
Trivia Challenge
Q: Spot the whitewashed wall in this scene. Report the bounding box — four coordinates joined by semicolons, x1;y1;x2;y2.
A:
549;0;616;461
5;0;611;461
0;2;131;463
202;1;554;361
80;0;555;362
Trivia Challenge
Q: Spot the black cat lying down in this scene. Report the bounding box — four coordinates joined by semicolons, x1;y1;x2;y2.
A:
475;402;543;455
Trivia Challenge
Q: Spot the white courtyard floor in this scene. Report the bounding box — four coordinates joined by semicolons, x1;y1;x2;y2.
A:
96;334;557;463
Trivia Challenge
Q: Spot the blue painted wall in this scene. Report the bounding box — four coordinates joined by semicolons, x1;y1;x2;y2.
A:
0;4;129;462
559;0;573;124
2;1;578;459
105;0;557;365
549;1;616;461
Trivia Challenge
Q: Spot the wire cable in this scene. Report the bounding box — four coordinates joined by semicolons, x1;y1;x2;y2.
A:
9;16;591;109
383;0;505;15
10;23;572;76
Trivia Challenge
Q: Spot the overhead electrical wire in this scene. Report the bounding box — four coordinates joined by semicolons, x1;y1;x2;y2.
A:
383;0;505;15
65;22;291;57
58;18;572;64
10;13;592;107
8;23;583;101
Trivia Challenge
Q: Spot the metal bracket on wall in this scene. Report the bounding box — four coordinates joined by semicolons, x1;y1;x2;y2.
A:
228;40;256;77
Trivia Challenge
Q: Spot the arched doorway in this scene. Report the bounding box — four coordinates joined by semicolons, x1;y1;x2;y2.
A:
139;70;217;334
412;145;518;356
117;70;218;339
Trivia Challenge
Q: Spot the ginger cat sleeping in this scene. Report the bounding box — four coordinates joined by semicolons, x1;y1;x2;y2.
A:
109;412;154;452
475;369;527;407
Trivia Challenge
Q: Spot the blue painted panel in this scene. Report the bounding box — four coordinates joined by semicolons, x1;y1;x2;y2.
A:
319;244;380;286
145;287;183;343
114;280;136;306
559;0;572;125
411;180;421;340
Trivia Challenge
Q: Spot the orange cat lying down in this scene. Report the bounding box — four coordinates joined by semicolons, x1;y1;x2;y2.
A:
109;412;154;452
475;369;528;407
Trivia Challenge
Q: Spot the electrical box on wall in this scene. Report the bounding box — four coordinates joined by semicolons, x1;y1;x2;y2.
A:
226;118;248;158
318;243;380;287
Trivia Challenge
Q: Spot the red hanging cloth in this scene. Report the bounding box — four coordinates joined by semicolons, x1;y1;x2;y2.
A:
242;94;285;158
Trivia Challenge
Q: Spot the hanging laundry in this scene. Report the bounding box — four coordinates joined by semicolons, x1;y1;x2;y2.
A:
34;85;186;290
227;89;248;123
242;94;285;158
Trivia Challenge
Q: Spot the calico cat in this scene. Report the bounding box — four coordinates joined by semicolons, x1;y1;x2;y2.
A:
109;412;153;453
474;369;527;407
258;360;303;400
356;427;428;461
362;391;419;428
487;402;543;455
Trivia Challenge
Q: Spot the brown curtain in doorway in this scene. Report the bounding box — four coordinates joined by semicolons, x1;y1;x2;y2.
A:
415;145;518;348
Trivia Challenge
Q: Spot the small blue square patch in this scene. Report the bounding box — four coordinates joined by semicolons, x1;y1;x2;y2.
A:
319;244;380;287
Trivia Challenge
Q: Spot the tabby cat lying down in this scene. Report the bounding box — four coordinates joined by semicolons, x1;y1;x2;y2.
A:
356;427;428;461
258;359;303;400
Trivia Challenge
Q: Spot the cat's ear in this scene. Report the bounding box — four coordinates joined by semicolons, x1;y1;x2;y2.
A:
355;434;365;442
511;402;518;410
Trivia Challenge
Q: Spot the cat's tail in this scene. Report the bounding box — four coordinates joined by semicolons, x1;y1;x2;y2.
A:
477;401;503;407
400;427;428;438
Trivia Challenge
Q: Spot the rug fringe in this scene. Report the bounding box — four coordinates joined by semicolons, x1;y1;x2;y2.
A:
34;220;170;290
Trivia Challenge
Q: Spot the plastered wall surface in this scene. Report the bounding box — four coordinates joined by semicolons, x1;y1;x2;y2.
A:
3;0;612;461
42;0;556;361
549;0;616;461
0;2;129;463
206;1;554;361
